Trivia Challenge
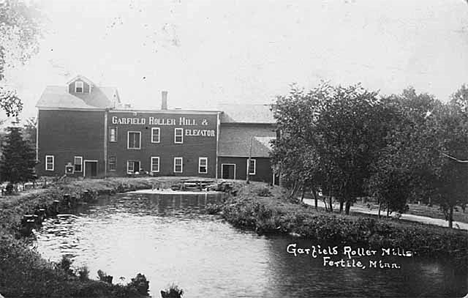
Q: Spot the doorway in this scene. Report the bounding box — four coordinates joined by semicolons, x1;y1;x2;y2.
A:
84;160;98;178
221;164;236;180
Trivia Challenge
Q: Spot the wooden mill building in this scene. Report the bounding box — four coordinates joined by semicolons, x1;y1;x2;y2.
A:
36;75;276;183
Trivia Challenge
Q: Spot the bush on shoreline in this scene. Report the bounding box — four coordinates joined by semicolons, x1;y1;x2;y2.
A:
220;183;468;270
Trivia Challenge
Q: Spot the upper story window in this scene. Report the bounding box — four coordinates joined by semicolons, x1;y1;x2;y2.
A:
109;127;117;142
45;155;54;171
199;157;208;174
174;128;183;144
174;157;183;173
128;131;141;149
151;127;160;143
74;156;83;172
75;81;84;93
247;159;256;175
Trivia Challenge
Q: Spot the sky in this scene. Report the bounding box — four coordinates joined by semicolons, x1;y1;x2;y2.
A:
3;0;468;119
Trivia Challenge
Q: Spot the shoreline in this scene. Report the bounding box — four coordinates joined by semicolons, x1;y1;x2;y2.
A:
1;177;467;297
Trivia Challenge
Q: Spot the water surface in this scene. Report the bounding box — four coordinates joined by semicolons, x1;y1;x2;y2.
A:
34;192;468;298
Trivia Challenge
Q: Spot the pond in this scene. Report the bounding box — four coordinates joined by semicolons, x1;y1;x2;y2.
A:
34;192;468;298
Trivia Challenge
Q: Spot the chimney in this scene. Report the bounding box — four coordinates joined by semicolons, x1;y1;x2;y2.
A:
161;91;168;110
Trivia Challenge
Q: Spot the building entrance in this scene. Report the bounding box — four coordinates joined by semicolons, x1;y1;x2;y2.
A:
84;161;98;178
222;164;236;179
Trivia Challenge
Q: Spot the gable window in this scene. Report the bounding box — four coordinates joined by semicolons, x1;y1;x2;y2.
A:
109;127;117;142
174;128;183;144
108;156;116;171
75;81;84;93
174;157;183;173
45;155;54;171
74;156;83;172
199;157;208;174
151;157;160;173
127;131;141;149
247;159;256;175
151;127;160;143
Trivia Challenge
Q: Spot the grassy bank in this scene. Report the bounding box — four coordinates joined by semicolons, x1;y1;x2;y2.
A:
0;177;189;298
219;182;468;270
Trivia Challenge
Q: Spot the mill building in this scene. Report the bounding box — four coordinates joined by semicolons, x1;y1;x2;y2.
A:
35;75;277;183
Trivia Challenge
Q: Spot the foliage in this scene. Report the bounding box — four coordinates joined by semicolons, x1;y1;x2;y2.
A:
220;187;468;267
273;83;468;227
0;0;43;116
22;116;37;146
77;266;90;281
272;83;392;214
0;126;37;185
128;273;150;296
161;284;184;298
97;269;113;284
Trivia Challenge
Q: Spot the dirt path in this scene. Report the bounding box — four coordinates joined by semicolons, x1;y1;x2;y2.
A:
303;198;468;231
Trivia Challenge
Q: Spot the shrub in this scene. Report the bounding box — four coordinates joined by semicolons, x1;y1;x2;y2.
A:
161;283;184;298
97;269;113;284
256;187;272;197
57;255;74;276
77;266;90;281
127;273;150;296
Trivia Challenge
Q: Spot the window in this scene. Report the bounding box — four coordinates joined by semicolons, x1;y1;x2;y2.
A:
127;160;140;173
174;157;183;173
151;157;160;173
199;157;208;174
45;155;54;171
109;127;117;142
74;156;83;172
108;156;116;171
174;128;183;144
127;131;141;149
75;81;84;93
151;127;160;143
247;159;256;175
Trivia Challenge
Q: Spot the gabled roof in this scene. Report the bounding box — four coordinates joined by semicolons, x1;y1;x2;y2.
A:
36;86;120;109
66;75;94;86
218;126;276;157
219;103;275;124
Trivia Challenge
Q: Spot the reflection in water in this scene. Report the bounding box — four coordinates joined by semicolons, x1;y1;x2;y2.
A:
35;192;467;298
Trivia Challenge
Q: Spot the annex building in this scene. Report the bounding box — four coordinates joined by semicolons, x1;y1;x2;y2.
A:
36;75;277;183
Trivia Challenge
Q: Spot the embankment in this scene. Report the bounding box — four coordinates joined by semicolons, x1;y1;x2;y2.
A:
219;183;468;270
0;177;188;298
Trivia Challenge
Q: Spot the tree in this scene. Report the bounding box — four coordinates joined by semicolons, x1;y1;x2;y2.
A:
22;117;36;147
367;88;442;216
272;83;391;215
0;0;42;116
0;126;37;188
430;102;468;228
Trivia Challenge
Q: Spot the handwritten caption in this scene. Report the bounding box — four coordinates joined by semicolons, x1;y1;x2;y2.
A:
286;244;414;269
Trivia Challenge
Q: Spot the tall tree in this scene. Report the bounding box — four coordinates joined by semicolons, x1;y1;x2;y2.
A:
22;117;36;147
0;0;43;116
0;126;37;185
272;83;390;214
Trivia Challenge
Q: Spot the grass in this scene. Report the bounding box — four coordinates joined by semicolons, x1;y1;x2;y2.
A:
218;182;468;271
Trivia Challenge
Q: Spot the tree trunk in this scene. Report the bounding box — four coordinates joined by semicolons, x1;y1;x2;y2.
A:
329;196;333;212
449;205;454;228
386;207;389;218
300;187;306;202
345;199;351;215
312;189;318;210
378;201;382;219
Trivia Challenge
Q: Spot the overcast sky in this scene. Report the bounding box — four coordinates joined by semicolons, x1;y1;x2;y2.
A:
4;0;468;119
